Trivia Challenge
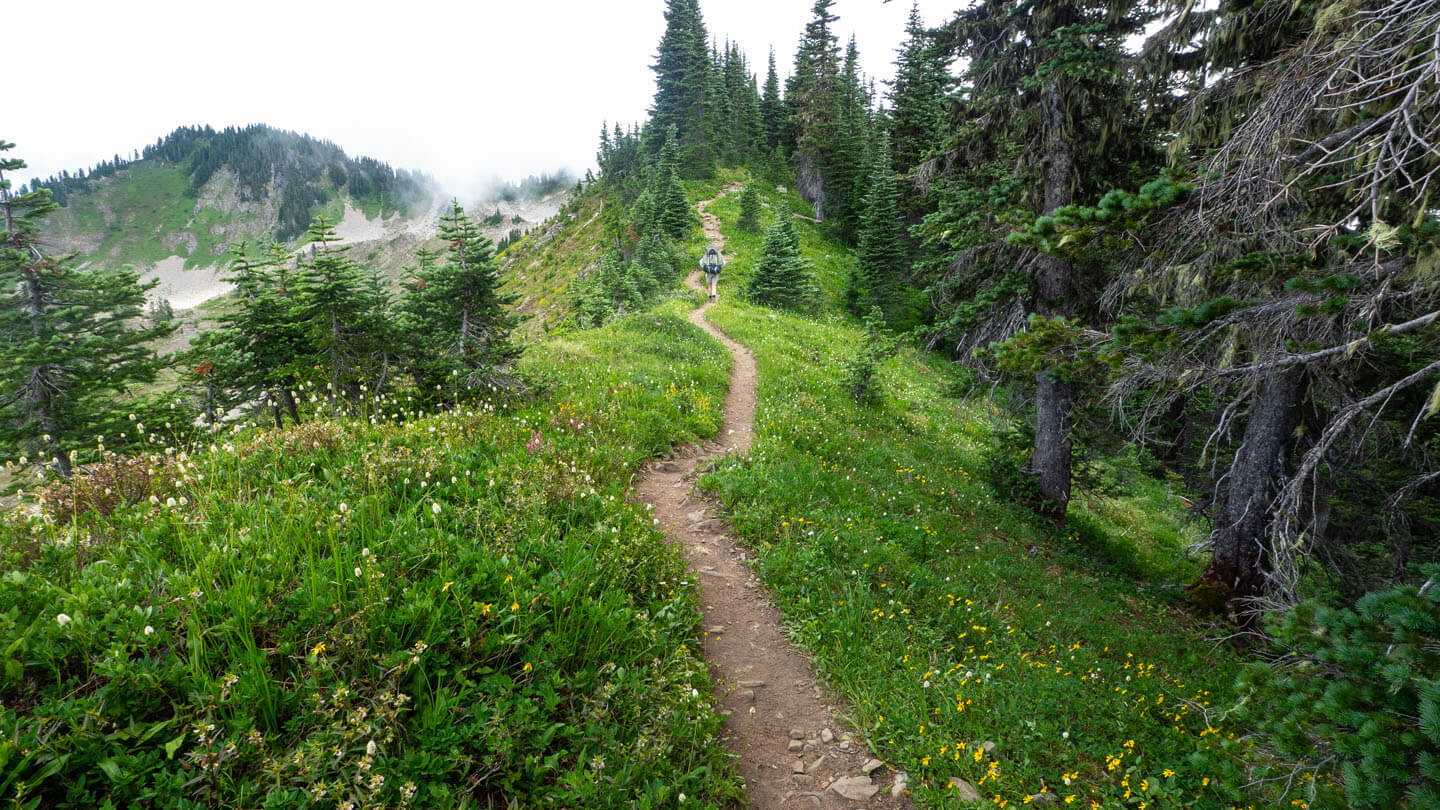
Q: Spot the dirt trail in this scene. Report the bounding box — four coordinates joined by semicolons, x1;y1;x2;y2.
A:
635;188;911;809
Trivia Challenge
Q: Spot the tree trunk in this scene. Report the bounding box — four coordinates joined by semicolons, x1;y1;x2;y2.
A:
1197;370;1304;620
1033;370;1073;517
1030;77;1078;519
279;387;300;424
21;268;67;476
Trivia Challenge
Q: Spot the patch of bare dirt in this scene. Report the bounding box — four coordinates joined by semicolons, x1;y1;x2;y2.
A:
633;188;912;809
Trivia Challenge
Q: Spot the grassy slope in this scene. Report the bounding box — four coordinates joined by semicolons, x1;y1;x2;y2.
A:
44;161;407;275
1;280;740;808
7;166;1281;809
499;193;608;340
699;179;1262;808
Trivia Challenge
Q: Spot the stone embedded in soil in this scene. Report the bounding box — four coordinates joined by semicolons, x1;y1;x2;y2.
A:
706;626;725;633
739;680;766;688
820;728;834;743
807;754;827;774
788;740;805;752
789;728;807;740
892;771;909;797
791;760;806;774
949;777;982;801
740;689;755;702
981;740;997;756
829;775;880;801
861;758;883;775
1028;793;1059;806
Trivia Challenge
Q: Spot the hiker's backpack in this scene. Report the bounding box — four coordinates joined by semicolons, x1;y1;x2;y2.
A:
702;248;723;273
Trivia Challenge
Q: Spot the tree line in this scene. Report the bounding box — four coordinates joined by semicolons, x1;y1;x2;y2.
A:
598;1;1439;802
26;124;436;241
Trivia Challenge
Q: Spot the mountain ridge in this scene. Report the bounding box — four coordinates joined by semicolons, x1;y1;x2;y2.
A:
34;125;572;314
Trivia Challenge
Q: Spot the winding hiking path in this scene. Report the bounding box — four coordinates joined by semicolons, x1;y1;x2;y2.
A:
635;189;911;809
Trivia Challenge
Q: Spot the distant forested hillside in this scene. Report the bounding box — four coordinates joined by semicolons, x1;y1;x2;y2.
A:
29;124;436;242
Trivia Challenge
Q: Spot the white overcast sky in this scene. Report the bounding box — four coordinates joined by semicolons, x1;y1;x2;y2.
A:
10;0;960;198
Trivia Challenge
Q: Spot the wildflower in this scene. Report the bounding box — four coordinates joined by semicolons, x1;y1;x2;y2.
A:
442;581;453;592
511;601;519;612
144;625;155;635
311;642;326;656
480;603;493;615
339;502;350;513
431;502;441;515
56;613;72;627
522;662;533;672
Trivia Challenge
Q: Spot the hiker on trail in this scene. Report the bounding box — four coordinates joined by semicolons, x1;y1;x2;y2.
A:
700;244;724;303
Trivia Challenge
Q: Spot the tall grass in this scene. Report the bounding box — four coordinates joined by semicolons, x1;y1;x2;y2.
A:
0;305;739;808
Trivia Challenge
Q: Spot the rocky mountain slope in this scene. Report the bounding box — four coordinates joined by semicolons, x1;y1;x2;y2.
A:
34;125;570;314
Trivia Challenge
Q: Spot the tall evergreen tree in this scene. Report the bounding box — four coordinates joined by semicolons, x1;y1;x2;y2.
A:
923;0;1161;518
192;241;309;428
649;0;714;176
0;141;174;475
851;134;911;325
293;217;384;400
825;37;875;243
760;49;786;154
400;202;522;399
886;3;947;178
788;0;844;219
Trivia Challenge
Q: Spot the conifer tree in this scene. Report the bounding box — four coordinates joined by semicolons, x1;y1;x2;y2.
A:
400;202;521;399
886;3;947;177
851;134;910;324
737;183;763;230
293;217;383;400
788;0;844;219
634;231;682;290
654;131;695;239
825;37;875;243
0;141;174;474
760;49;786;154
190;241;309;428
704;42;734;165
923;0;1160;518
649;0;713;176
746;216;819;311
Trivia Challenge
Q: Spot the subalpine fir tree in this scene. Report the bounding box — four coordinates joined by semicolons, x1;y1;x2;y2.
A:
737;184;763;230
851;134;910;324
654;131;695;239
746;215;818;311
293;216;385;400
760;49;786;154
925;0;1160;518
189;241;310;428
788;0;844;219
649;0;713;176
886;3;947;178
634;231;682;291
824;37;875;243
0;141;174;474
399;202;521;398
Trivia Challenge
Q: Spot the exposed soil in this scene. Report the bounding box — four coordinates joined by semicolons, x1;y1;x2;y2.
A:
633;189;912;808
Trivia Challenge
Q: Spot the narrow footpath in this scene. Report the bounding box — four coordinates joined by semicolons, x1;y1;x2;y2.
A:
634;189;911;809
